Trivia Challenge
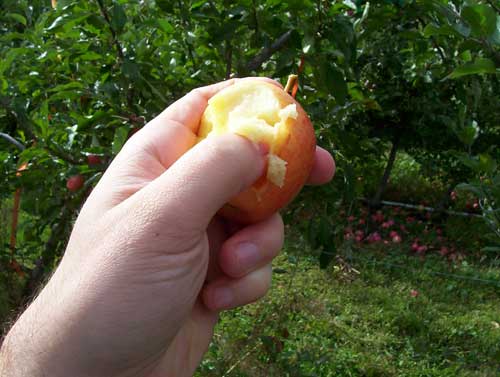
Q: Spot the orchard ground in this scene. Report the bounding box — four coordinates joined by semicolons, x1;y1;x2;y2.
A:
197;242;500;377
192;195;500;376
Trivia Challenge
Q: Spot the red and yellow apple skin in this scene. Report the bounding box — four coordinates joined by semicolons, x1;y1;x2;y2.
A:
197;80;316;224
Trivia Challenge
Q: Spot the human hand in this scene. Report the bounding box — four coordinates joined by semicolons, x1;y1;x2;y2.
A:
0;77;335;377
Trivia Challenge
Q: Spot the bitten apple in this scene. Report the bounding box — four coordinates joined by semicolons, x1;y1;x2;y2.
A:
197;79;316;224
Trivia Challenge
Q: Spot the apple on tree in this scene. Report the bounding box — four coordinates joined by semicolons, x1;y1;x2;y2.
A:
87;154;102;166
66;174;85;192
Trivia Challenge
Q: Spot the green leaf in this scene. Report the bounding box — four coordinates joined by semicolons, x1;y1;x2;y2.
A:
0;47;30;75
31;101;50;139
447;58;496;79
190;0;206;10
329;68;348;105
456;120;479;146
347;83;365;101
353;2;369;32
122;59;140;80
456;153;497;174
156;0;174;13
45;13;91;32
6;13;27;26
158;19;174;34
331;16;356;64
453;21;471;38
481;246;500;253
423;23;456;38
462;5;497;37
65;125;78;148
456;183;483;197
459;50;472;62
112;127;129;155
46;15;70;31
77;111;110;132
48;81;85;93
77;51;103;61
302;33;315;54
314;60;348;105
111;3;127;33
488;15;500;45
478;153;497;174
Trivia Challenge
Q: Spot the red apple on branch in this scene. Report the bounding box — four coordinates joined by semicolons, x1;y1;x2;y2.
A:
66;175;84;192
87;154;102;166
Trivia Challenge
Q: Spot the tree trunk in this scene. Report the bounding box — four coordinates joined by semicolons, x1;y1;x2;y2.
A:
372;133;400;207
435;181;457;213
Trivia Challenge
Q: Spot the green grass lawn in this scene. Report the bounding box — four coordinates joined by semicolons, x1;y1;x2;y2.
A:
196;244;500;377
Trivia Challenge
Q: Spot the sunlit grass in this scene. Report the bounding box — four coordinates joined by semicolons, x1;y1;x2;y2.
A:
197;246;500;377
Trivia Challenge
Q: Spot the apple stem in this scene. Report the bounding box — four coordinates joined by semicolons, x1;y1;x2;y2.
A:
285;74;298;96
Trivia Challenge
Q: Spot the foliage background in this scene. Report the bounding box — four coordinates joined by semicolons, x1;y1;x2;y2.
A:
0;0;499;375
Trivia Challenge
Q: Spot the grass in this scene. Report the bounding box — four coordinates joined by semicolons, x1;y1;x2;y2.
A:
196;243;500;377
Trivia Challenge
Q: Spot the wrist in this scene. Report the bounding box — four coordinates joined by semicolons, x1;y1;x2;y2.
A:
0;290;81;377
0;290;160;377
0;311;43;377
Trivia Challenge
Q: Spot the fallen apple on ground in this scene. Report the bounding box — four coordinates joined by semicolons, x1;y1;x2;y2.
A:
197;77;316;224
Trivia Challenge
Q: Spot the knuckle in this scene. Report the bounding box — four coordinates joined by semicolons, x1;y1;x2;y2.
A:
207;135;252;165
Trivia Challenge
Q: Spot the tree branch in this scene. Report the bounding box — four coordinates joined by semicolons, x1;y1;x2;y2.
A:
44;143;82;165
479;37;500;66
251;0;260;36
245;30;293;72
359;198;482;218
485;0;500;14
225;39;233;80
417;17;448;64
177;0;197;69
0;132;25;151
95;0;124;61
1;98;80;165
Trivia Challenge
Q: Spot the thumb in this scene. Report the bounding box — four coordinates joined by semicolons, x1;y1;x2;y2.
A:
130;133;267;230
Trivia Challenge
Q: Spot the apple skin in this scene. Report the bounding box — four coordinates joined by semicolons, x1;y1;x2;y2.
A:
200;80;316;224
66;174;85;192
87;155;102;166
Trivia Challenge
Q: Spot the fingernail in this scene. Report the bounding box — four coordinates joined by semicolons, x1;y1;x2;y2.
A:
235;242;260;273
214;287;233;308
